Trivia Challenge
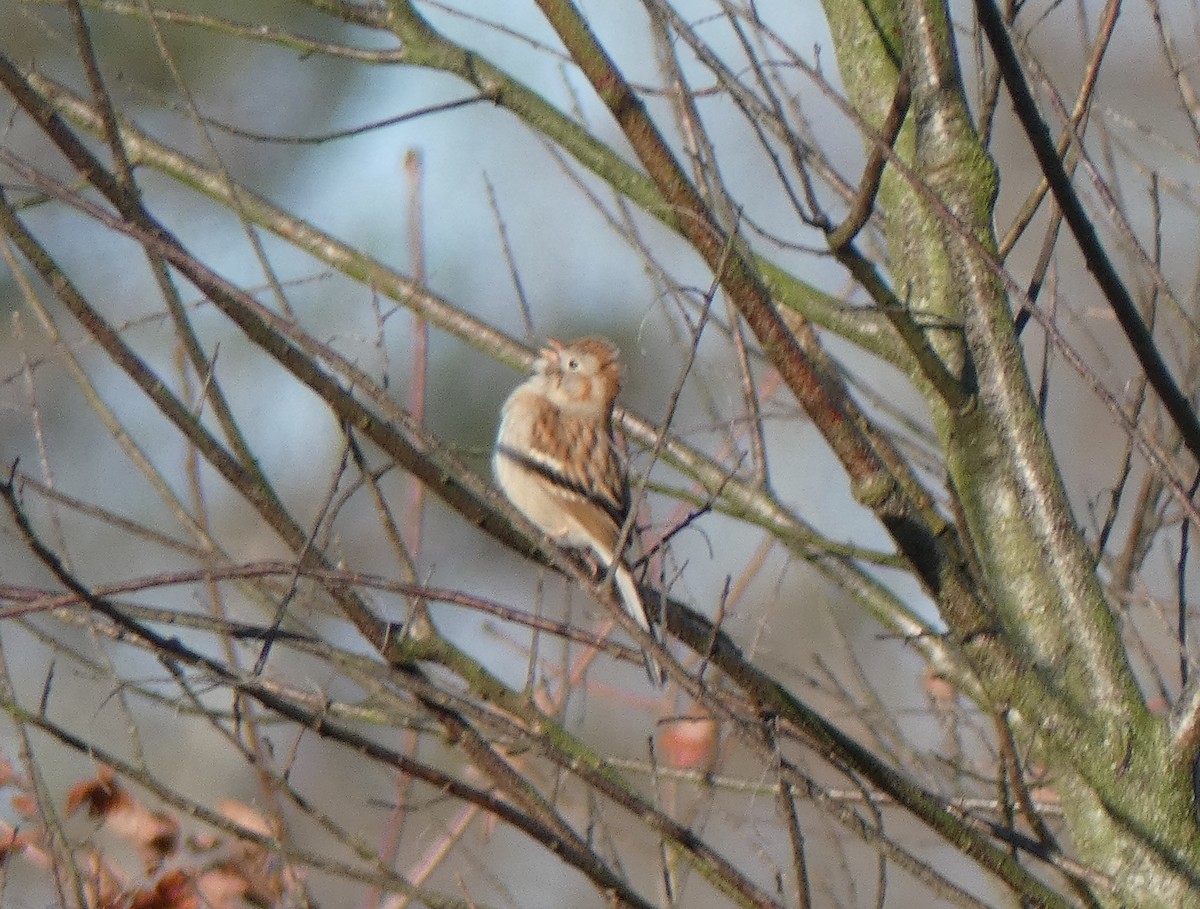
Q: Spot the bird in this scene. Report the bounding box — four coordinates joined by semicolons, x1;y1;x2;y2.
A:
493;337;664;685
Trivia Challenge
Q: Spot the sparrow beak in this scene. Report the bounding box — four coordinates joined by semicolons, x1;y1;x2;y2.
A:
537;338;564;377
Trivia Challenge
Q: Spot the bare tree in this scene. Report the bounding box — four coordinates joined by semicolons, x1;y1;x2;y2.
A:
1;0;1199;906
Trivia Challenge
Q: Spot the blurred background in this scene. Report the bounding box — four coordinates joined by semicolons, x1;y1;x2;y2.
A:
1;0;1198;906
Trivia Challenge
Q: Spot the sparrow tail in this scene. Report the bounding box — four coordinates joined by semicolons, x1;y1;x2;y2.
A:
614;565;665;686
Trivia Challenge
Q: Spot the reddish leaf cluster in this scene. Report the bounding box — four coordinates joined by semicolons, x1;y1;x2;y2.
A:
0;757;298;909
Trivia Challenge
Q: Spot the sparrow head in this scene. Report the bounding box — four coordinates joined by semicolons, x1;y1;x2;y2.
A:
534;336;622;412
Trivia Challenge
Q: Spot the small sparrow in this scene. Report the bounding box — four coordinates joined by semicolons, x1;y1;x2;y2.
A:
494;337;664;685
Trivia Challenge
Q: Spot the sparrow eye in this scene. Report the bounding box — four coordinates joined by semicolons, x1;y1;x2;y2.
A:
567;358;580;370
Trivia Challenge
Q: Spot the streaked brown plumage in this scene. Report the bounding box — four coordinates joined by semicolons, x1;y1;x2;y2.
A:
493;337;663;685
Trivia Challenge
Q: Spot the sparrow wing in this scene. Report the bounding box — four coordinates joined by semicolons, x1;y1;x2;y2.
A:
524;407;630;531
495;443;624;538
